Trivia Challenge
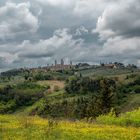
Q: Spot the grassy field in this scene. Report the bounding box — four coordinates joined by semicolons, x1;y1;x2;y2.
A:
0;108;140;140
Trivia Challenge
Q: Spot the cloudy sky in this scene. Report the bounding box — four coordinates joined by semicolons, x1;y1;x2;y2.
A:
0;0;140;71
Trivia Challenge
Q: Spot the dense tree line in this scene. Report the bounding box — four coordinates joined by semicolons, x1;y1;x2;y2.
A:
30;77;117;119
33;73;54;81
0;82;45;114
65;76;116;94
1;69;24;77
120;76;140;94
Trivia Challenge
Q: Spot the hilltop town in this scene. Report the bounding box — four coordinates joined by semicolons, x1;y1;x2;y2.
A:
0;59;138;77
26;59;138;73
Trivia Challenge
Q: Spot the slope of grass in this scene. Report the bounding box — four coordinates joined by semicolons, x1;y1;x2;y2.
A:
0;109;140;140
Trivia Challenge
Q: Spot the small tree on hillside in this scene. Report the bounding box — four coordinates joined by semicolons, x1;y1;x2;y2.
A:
99;78;116;114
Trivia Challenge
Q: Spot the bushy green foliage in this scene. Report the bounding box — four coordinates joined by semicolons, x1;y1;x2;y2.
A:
65;76;116;94
120;76;140;94
29;77;118;118
54;85;60;92
0;82;45;114
97;108;140;127
0;100;16;113
16;82;43;89
65;76;101;94
0;68;140;120
34;73;54;81
30;94;116;119
99;78;117;114
30;97;101;118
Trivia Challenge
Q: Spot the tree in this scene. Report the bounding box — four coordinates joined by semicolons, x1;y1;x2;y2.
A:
65;76;80;94
99;78;116;114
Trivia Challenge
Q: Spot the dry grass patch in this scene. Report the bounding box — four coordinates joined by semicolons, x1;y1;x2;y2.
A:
37;80;65;92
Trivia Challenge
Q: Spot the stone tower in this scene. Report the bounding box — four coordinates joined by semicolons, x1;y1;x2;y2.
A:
70;60;72;66
55;60;57;66
61;59;64;66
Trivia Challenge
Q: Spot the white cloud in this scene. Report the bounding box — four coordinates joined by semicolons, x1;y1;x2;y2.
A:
93;0;140;63
16;28;84;61
0;0;140;70
0;28;87;69
100;36;140;66
94;0;140;40
75;26;88;36
14;28;103;68
101;36;140;56
0;2;39;39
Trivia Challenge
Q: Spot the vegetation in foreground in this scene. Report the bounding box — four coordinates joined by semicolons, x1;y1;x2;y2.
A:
0;67;140;139
0;108;140;140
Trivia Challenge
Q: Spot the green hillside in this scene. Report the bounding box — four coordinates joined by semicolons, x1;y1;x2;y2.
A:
0;67;140;139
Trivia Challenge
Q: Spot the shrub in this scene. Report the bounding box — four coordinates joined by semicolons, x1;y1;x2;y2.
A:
54;86;60;92
0;100;16;114
34;73;54;81
96;108;140;127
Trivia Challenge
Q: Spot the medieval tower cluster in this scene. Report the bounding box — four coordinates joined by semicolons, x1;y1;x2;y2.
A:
48;59;73;71
54;59;72;66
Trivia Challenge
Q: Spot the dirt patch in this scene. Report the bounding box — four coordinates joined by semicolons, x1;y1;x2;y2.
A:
37;80;65;92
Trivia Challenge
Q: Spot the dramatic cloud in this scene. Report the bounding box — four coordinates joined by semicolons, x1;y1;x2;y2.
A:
0;0;140;71
0;29;84;68
94;0;140;65
17;28;84;60
0;28;100;69
0;2;39;40
101;37;140;56
94;0;140;40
